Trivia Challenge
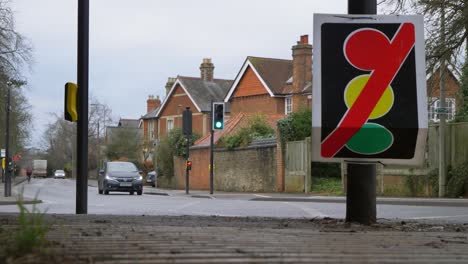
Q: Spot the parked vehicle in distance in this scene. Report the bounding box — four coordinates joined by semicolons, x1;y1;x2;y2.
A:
147;171;157;187
33;160;48;178
54;170;66;179
98;161;143;195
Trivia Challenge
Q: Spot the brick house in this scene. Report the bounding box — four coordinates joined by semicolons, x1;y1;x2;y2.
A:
224;35;313;115
426;65;462;122
140;59;233;145
184;35;314;192
141;95;162;143
154;59;233;139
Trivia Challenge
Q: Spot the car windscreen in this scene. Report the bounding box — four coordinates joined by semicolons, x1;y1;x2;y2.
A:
56;170;65;173
107;163;138;173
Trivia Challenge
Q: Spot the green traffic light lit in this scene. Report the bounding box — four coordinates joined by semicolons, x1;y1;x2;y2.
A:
215;121;223;128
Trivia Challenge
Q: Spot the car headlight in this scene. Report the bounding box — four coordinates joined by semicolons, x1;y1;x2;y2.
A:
105;174;116;180
134;175;142;181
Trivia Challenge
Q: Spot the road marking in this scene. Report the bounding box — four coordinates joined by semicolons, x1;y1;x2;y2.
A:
408;214;468;220
283;202;327;218
169;201;200;212
254;194;271;198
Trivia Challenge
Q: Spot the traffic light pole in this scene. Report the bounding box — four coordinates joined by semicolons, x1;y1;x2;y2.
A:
345;0;377;225
76;0;89;214
185;135;190;195
209;101;214;195
183;107;192;195
210;129;214;195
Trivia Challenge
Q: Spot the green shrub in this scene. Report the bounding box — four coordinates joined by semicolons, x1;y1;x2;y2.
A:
277;109;311;143
405;163;468;198
311;162;341;178
447;162;468;197
311;177;343;195
217;114;274;150
155;128;200;177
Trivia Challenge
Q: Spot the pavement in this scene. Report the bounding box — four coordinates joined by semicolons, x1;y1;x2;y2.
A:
0;175;42;205
1;213;468;263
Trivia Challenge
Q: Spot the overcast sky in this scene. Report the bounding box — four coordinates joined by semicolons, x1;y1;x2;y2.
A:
12;0;349;148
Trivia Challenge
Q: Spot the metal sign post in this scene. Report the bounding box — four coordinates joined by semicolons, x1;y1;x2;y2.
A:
76;0;89;214
312;1;427;224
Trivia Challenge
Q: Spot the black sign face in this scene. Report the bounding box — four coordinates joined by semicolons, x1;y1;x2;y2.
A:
312;15;427;165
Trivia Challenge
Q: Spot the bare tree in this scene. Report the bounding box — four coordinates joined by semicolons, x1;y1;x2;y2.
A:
380;0;467;69
0;0;32;77
41;98;113;173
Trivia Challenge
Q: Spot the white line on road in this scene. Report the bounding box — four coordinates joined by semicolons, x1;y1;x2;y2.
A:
254;194;271;198
284;202;327;218
169;201;200;212
408;214;468;220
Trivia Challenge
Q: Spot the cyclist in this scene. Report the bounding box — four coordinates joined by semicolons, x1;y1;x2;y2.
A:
26;167;32;183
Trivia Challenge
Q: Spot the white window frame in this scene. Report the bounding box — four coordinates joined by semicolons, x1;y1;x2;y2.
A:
428;97;456;122
285;96;293;115
149;120;155;140
166;118;174;132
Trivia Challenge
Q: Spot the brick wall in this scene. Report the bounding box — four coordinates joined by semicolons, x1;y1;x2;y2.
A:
213;145;277;192
231;94;285;115
172;144;278;192
173;148;210;190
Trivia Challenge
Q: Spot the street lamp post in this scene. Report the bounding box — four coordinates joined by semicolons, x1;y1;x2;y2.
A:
4;80;12;197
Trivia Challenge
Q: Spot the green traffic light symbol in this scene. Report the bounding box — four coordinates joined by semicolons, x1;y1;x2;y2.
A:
215;121;223;129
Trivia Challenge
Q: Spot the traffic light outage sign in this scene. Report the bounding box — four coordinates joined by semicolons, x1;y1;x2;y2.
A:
312;14;428;166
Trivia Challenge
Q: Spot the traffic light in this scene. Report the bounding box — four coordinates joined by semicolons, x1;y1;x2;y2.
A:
65;82;78;122
186;160;192;170
212;102;224;130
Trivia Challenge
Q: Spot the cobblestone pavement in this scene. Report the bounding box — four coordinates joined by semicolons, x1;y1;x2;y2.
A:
1;214;468;263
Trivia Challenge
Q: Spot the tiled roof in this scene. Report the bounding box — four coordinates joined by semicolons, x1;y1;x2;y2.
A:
118;119;140;128
178;76;233;112
248;56;293;95
141;107;159;120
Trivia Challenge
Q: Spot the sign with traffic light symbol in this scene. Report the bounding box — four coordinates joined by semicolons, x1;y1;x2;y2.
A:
212;102;224;130
312;14;427;166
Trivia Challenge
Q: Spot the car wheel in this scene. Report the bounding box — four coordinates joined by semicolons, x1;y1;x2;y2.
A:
104;190;109;195
130;191;134;195
137;190;142;195
98;189;103;194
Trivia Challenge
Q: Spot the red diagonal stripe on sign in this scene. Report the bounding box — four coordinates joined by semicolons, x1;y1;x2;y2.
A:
321;23;415;158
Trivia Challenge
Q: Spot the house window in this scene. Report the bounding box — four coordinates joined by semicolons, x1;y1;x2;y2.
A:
149;120;155;140
285;96;293;115
428;97;456;122
167;118;174;132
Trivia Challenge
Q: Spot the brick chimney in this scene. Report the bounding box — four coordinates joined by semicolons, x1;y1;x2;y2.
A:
165;77;176;95
292;35;312;94
146;95;161;113
200;58;214;81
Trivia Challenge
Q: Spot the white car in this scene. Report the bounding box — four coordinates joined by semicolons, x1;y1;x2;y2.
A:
54;170;66;179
